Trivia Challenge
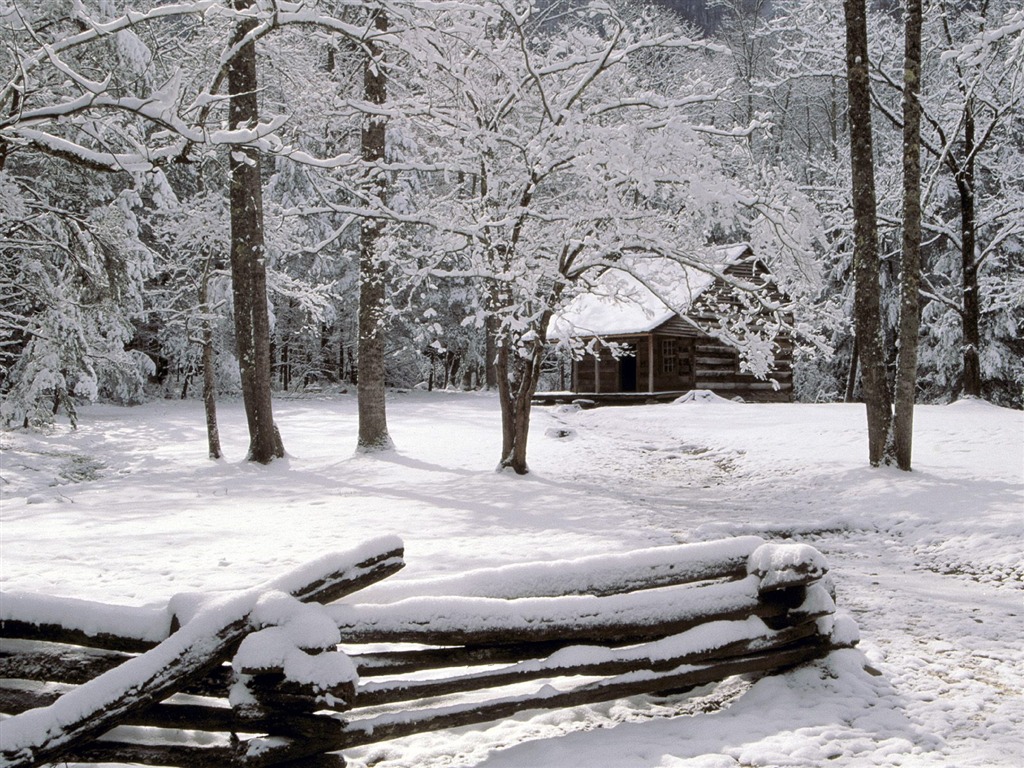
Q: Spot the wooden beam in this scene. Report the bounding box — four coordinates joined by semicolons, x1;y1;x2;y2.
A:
59;738;347;768
0;598;169;653
0;640;134;685
330;577;789;646
359;537;762;603
0;623;159;655
0;682;263;732
647;334;655;392
348;604;825;678
0;540;403;768
51;741;235;768
352;621;823;708
338;641;831;750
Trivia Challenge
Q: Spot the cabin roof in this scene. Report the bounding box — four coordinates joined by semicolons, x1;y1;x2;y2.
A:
548;244;751;340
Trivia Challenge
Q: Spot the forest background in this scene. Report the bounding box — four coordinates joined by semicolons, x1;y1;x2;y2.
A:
2;0;1021;462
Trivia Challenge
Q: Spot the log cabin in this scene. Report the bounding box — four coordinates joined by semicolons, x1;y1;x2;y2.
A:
546;245;794;403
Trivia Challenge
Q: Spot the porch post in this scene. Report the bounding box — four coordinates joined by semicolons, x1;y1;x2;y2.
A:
594;352;600;394
647;335;655;392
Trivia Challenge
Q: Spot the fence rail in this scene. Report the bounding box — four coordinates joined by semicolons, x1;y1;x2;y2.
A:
1;536;854;768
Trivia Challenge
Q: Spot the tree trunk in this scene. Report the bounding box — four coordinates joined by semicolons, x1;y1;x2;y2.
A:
893;0;923;471
484;314;498;390
280;338;290;392
843;0;893;466
202;329;221;460
199;268;222;460
357;5;393;452
495;343;515;466
227;0;284;464
495;334;545;475
957;101;982;398
844;335;859;403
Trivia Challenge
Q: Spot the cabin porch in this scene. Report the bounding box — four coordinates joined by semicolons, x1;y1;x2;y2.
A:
571;333;697;394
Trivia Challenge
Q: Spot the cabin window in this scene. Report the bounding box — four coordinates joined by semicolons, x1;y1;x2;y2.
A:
661;339;677;374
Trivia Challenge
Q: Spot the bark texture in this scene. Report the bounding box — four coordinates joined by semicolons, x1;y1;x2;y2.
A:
494;324;548;476
843;0;892;466
227;0;283;463
357;5;393;453
490;246;578;475
894;0;923;470
199;266;222;460
956;104;981;397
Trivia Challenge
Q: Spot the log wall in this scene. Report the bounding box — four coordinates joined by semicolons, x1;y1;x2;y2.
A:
568;257;794;402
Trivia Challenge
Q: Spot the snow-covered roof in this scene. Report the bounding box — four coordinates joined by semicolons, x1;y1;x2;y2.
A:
548;244;751;340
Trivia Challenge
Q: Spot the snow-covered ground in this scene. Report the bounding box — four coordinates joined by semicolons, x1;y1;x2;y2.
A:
1;391;1022;767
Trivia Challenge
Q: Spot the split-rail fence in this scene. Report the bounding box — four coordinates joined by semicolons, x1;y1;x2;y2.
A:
0;535;856;767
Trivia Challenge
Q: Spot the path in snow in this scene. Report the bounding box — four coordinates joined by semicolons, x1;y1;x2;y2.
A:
528;399;1024;767
826;530;1024;767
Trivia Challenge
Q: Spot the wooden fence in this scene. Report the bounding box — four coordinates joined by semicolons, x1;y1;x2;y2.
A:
0;535;855;767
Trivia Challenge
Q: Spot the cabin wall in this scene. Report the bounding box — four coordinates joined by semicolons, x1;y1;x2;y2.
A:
690;336;793;403
686;257;793;402
572;335;697;394
565;256;794;402
570;333;793;402
649;335;695;392
573;351;621;393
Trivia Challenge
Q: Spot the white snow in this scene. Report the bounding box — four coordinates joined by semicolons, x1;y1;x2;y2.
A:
356;536;762;603
0;591;171;642
547;246;749;340
233;591;355;689
748;542;829;590
233;625;355;686
1;391;1022;767
329;577;762;642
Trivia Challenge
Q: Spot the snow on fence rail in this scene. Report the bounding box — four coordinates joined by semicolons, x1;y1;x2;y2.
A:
0;536;856;768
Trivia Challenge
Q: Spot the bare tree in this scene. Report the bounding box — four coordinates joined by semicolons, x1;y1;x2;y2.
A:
381;3;821;474
869;1;1024;403
356;4;394;453
198;259;224;461
893;0;923;470
843;0;893;466
227;0;284;463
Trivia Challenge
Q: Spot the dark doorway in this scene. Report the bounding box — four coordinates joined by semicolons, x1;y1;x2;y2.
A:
619;347;637;392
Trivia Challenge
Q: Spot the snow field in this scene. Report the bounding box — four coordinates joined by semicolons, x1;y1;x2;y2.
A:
1;391;1022;766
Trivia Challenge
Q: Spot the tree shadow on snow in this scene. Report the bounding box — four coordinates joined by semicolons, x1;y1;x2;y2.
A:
365;649;942;768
